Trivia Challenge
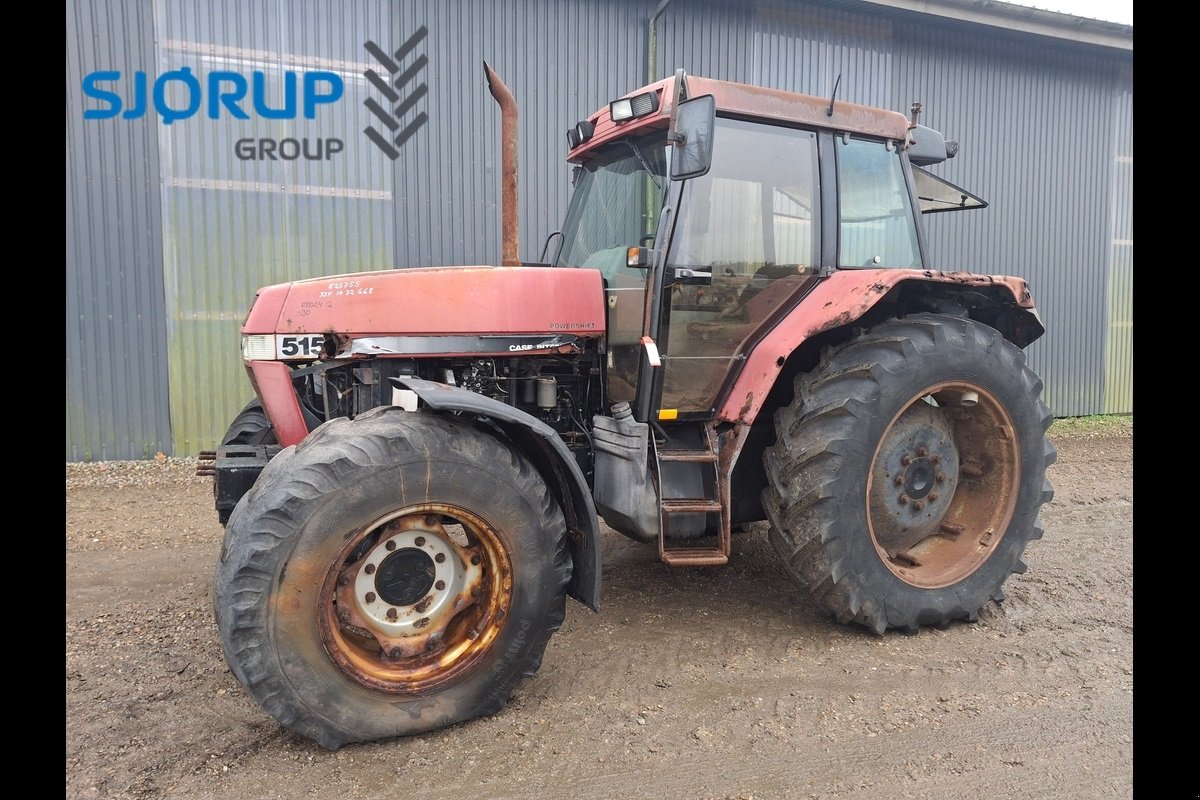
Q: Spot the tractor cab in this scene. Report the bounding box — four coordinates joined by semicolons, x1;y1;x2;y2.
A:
555;72;980;421
552;71;984;564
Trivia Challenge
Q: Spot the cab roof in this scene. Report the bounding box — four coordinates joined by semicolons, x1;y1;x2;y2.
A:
567;74;911;163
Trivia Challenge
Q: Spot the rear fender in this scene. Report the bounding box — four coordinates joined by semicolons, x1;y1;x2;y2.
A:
718;269;1043;425
393;377;603;612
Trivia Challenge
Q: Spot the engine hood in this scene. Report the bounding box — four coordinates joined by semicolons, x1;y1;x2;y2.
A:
243;265;607;357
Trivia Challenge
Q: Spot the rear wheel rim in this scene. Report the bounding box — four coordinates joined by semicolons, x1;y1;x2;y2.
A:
318;504;513;694
866;382;1020;589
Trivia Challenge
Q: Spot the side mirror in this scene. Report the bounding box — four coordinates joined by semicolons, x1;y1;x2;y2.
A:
907;124;956;166
669;95;716;181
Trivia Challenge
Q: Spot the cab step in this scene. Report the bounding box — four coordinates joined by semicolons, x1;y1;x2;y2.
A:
655;423;749;568
658;449;719;463
661;498;723;513
659;548;728;567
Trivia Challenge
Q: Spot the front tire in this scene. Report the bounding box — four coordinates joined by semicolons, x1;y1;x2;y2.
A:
763;314;1055;634
220;399;276;446
214;408;570;748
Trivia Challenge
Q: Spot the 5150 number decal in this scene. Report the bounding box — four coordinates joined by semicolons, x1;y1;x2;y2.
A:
277;334;324;360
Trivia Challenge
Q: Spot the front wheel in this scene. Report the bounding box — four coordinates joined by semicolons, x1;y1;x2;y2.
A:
763;313;1055;633
214;408;571;748
220;399;276;446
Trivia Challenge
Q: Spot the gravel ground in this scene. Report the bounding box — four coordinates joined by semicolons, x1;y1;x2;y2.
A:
66;421;1132;799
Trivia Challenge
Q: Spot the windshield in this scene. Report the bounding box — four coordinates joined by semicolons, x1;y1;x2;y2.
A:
555;132;669;280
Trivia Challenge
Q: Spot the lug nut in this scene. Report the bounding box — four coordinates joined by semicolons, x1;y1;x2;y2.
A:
337;574;350;587
386;607;398;620
917;447;928;457
898;495;909;505
435;580;446;590
365;563;376;575
338;610;350;623
913;500;925;511
901;455;912;466
390;647;402;659
415;536;426;546
894;475;905;486
435;552;446;563
425;515;438;526
936;473;947;484
929;492;939;502
931;455;941;465
365;592;376;603
385;540;397;551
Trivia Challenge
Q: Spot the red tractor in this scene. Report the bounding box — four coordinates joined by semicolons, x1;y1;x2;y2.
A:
206;67;1054;749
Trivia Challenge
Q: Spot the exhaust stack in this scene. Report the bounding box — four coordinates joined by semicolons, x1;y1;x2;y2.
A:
484;62;519;266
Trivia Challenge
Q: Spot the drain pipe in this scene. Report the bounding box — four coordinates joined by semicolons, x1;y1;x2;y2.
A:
484;62;520;266
647;0;677;85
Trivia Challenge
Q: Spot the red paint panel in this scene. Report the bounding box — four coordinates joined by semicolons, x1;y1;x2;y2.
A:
715;270;1035;425
247;360;309;446
243;266;606;338
242;284;290;334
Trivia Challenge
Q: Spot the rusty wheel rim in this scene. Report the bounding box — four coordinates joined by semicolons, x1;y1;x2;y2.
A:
866;382;1020;589
318;504;513;694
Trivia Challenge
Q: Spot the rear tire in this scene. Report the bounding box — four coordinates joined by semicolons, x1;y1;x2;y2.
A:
214;408;571;748
762;313;1055;633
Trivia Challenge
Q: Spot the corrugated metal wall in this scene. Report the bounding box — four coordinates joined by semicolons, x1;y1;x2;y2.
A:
65;0;1133;460
663;2;897;107
67;0;172;461
1104;63;1133;414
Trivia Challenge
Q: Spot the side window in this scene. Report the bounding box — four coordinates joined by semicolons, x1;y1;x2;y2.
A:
837;138;922;268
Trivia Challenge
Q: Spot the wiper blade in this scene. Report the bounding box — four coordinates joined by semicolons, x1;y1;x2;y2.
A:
624;138;663;192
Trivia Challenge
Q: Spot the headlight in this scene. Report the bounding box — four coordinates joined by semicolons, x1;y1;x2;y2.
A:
609;92;658;121
242;334;276;360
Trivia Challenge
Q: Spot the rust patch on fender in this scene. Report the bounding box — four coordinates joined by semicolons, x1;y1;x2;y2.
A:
737;392;756;423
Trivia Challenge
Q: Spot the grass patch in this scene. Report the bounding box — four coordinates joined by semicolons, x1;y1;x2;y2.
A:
1048;414;1132;439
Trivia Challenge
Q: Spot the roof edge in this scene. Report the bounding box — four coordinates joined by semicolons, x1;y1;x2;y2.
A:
852;0;1132;51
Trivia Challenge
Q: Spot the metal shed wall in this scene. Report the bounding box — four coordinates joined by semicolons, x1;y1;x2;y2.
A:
65;0;1133;459
67;0;172;460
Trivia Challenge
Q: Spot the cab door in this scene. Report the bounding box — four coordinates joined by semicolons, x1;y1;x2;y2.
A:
650;118;822;420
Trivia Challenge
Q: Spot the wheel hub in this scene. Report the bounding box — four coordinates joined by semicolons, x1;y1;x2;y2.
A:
375;548;436;607
319;505;513;694
869;402;960;556
903;458;937;500
340;517;485;656
866;382;1021;589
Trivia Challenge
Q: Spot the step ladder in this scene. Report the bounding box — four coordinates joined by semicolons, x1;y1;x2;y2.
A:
655;423;744;566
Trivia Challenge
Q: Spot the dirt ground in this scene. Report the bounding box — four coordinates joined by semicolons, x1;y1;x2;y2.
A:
66;423;1132;800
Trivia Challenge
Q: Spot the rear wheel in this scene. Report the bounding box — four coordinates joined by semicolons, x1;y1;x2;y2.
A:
214;408;570;748
763;313;1055;633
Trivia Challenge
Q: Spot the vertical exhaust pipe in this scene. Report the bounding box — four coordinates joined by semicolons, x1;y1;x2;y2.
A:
484;62;519;266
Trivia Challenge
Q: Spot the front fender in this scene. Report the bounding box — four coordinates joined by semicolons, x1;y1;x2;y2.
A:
394;377;603;612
